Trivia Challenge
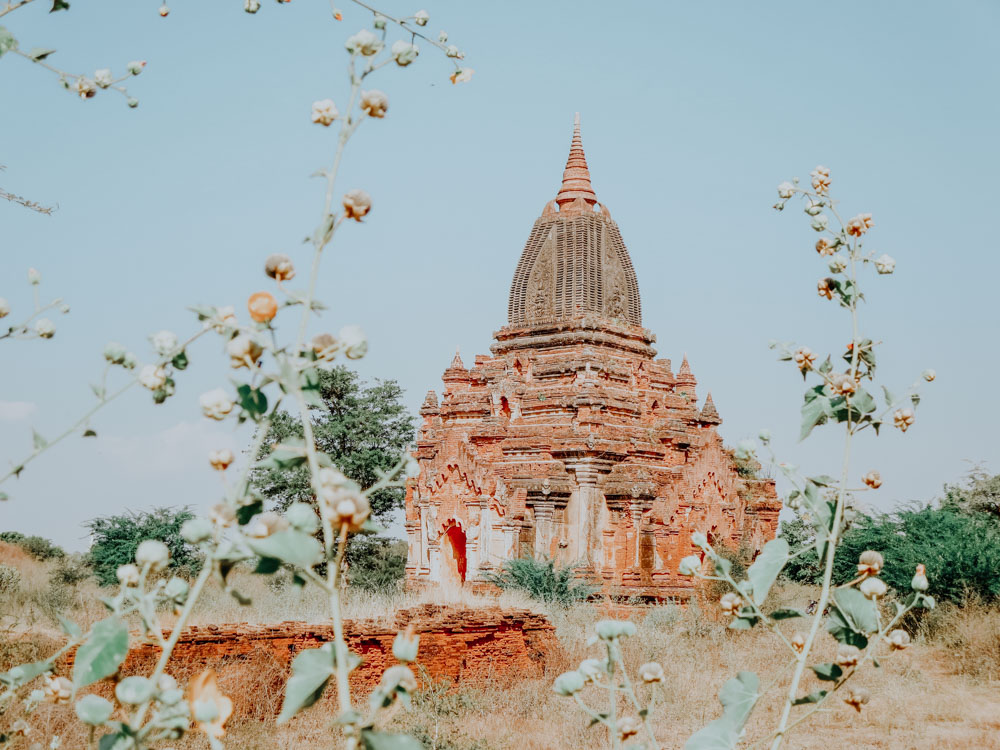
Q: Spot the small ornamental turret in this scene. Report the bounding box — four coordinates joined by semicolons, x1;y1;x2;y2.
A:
699;392;722;425
419;390;439;417
442;347;470;384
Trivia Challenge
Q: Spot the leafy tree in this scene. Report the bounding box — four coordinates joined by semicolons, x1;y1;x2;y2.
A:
941;467;1000;518
345;536;406;592
0;531;65;560
85;507;201;586
780;506;1000;603
485;558;596;607
251;366;415;523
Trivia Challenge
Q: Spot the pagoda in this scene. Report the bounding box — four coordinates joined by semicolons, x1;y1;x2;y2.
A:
404;116;780;598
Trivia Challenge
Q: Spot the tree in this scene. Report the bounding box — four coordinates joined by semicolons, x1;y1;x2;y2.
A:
86;507;201;586
941;467;1000;518
252;366;414;523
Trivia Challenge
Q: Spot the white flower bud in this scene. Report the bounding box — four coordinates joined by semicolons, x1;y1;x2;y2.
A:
437;30;448;43
577;658;605;683
888;629;910;650
690;531;708;548
553;670;584;696
804;199;823;216
150;330;178;357
264;253;295;281
135;539;170;572
200;388;235;420
922;369;936;382
679;555;702;576
360;89;388;118
127;97;139;109
311;99;339;126
846;213;873;237
345;29;384;56
594;620;636;641
719;592;742;615
893;407;915;432
835;644;861;667
843;686;870;712
791;632;806;652
75;77;97;99
42;675;73;704
828;254;848;273
911;563;929;591
34;318;56;339
342;189;372;220
59;303;70;314
138;365;167;390
244;0;260;13
208;449;234;471
392;629;420;663
874;253;896;275
338;324;368;358
445;44;463;59
127;60;146;75
27;268;41;285
810;214;829;232
638;662;665;683
391;40;420;66
226;334;262;369
777;181;795;199
94;69;113;89
122;351;138;369
859;577;887;600
758;428;771;443
116;563;140;586
413;9;429;26
810;165;831;194
285;503;319;534
373;14;386;29
0;298;9;318
379;664;417;693
449;67;474;84
618;716;642;740
180;518;213;544
244;511;289;539
862;471;882;489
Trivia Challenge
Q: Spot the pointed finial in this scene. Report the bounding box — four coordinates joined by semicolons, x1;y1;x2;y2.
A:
556;114;597;207
700;392;721;425
677;354;696;384
450;346;464;369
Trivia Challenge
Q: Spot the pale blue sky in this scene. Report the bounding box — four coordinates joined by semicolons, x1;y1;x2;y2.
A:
2;1;997;550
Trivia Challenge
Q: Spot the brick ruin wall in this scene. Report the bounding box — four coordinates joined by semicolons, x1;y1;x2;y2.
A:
61;605;559;720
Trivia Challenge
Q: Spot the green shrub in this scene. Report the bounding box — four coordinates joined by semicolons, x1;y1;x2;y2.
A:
51;553;92;586
345;536;406;592
0;531;65;560
780;506;1000;603
0;563;21;596
85;507;202;586
484;557;595;607
0;531;26;545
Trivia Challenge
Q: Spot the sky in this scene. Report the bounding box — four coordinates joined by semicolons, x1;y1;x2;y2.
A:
1;0;997;551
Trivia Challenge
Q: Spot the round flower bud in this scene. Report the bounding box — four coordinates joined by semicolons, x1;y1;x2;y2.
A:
791;632;806;653
138;365;167;391
210;503;237;528
135;539;170;572
720;592;742;615
777;181;795;200
0;298;9;318
803;199;823;216
888;629;911;650
75;694;113;725
391;40;420;66
793;346;817;371
59;303;70;314
618;716;642;740
815;237;834;256
553;670;585;696
338;324;368;358
311;99;339;126
828;254;848;274
209;305;238;334
42;675;73;704
862;471;882;490
127;60;146;75
157;674;178;693
690;531;708;548
445;44;463;59
345;29;384;56
449;67;474;84
264;253;295;281
115;676;156;707
835;644;861;667
208;449;234;471
244;511;289;539
817;278;834;300
846;213;873;237
638;662;665;683
103;341;127;364
116;563;140;586
158;4;169;17
180;518;213;544
35;318;56;339
373;14;386;29
679;555;702;576
127;97;139;109
810;214;829;232
227;334;263;368
843;686;871;712
911;564;929;592
438;30;448;43
244;0;260;12
379;664;417;693
859;577;887;600
922;369;936;382
342;189;372;221
810;165;831;194
285;503;319;534
594;620;636;641
874;254;895;275
578;658;605;683
413;9;429;25
758;428;771;443
857;550;884;577
122;351;138;369
360;89;388;118
27;268;41;285
893;407;915;432
150;330;178;357
311;332;339;358
392;629;420;663
199;388;235;420
247;291;278;323
94;68;113;89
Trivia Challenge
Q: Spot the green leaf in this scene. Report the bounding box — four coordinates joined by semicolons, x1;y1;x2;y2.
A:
27;47;56;61
746;538;788;606
800;386;831;440
882;385;896;407
768;608;805;620
0;27;18;57
254;556;281;575
277;645;334;724
57;614;83;640
728;617;754;631
0;658;54;688
83;428;97;437
818;355;832;374
237;384;268;420
32;429;48;451
50;0;70;11
826;587;878;649
792;689;828;706
98;731;133;750
255;444;307;471
188;304;216;320
301;368;324;408
684;672;759;750
72;617;129;688
809;663;843;682
75;694;114;725
246;529;321;570
236;499;262;526
171;351;189;370
91;383;106;400
807;475;837;487
360;731;425;750
851;388;876;414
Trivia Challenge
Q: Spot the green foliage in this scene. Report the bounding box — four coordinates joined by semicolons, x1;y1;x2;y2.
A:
346;536;406;592
0;563;21;595
0;531;65;560
252;367;414;522
484;557;595;607
684;671;759;750
85;507;201;586
51;553;92;585
781;505;1000;603
72;616;129;688
942;468;1000;518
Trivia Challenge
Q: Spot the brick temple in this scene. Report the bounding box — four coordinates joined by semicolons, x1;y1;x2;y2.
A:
404;117;780;599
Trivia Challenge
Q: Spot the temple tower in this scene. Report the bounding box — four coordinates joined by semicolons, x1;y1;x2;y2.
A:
404;117;780;598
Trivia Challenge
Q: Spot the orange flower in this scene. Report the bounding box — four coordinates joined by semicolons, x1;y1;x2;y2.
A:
189;669;233;740
247;291;278;323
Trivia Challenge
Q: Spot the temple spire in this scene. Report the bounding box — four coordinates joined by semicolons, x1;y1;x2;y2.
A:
699;392;722;425
555;113;597;207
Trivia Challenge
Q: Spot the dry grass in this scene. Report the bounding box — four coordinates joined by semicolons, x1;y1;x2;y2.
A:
2;555;999;749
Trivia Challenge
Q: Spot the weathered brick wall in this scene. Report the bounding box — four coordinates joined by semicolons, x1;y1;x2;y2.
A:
62;605;559;720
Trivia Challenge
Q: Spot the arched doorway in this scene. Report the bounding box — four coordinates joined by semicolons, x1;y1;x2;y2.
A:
441;523;467;593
